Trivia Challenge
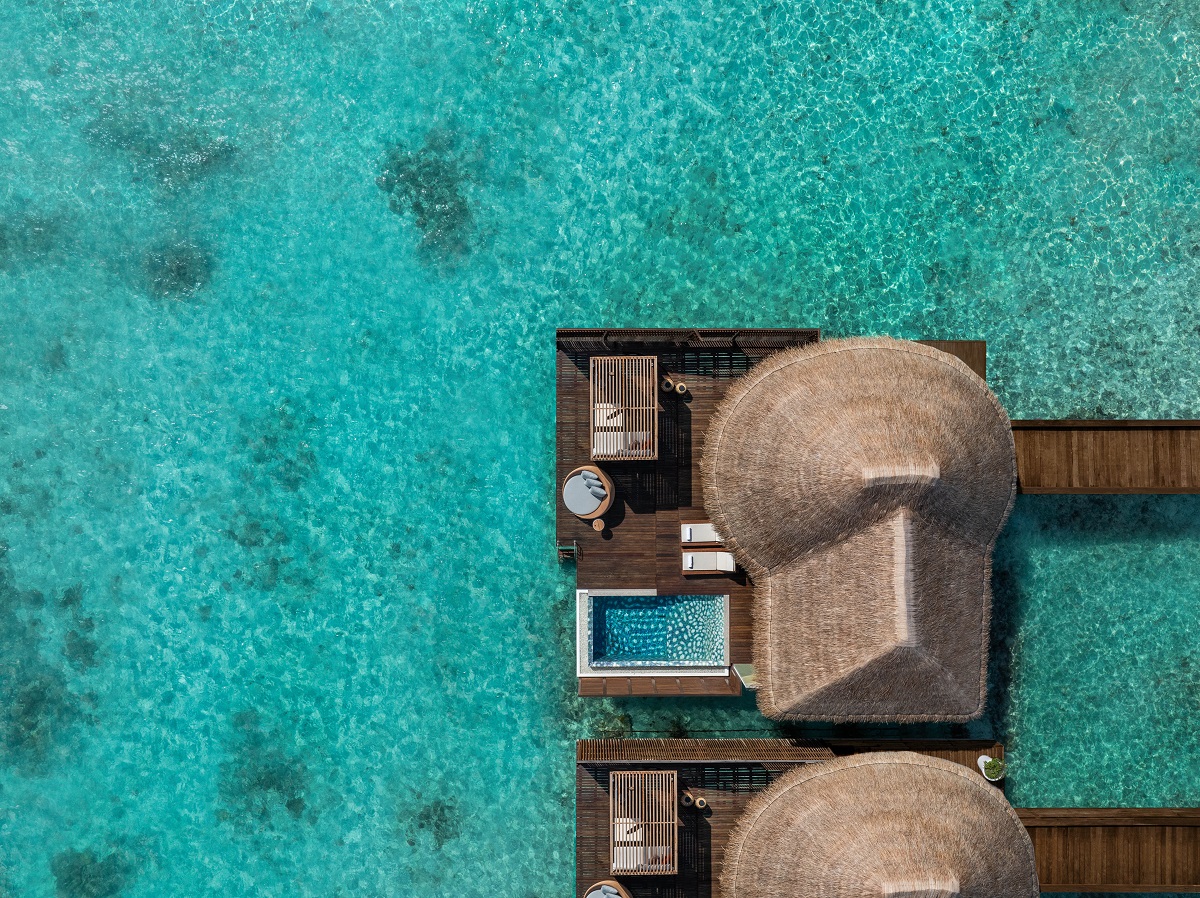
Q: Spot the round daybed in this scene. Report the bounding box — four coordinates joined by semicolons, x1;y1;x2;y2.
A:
562;465;614;521
584;882;631;898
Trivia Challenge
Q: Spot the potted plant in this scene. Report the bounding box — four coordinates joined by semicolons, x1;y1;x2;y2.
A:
977;754;1007;782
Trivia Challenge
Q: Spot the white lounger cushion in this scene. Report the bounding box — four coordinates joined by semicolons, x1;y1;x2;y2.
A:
681;522;721;544
592;431;652;455
592;402;624;427
683;551;736;572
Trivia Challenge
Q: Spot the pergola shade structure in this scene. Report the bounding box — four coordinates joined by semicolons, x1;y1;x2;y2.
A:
590;356;658;461
702;338;1016;721
609;770;678;875
720;752;1039;898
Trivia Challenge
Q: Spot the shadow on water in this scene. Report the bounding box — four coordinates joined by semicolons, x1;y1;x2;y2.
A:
987;494;1200;743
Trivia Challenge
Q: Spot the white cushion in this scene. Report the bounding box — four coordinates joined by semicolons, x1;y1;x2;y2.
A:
681;522;720;543
683;551;735;572
563;476;601;515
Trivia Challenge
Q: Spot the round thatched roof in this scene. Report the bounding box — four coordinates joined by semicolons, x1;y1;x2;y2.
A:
720;752;1039;898
702;338;1016;721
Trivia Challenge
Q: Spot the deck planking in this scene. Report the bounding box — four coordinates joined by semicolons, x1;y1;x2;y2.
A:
1018;808;1200;892
825;738;1004;776
918;339;987;380
1013;420;1200;493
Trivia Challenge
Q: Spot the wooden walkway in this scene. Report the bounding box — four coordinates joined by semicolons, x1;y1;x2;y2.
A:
575;739;1004;898
1013;419;1200;493
1018;807;1200;892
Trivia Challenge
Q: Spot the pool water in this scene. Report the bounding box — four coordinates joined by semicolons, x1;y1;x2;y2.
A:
590;595;726;666
1;0;1199;896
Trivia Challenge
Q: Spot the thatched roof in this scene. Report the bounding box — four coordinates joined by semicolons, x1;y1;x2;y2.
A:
720;752;1039;898
702;338;1016;721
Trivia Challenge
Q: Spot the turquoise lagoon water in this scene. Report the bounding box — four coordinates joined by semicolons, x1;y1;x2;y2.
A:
1;0;1199;895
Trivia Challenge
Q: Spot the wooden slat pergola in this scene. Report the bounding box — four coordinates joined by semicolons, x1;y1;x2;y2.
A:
610;770;678;875
590;356;659;461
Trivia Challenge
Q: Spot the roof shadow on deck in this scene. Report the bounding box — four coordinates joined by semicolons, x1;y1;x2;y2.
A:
604;462;658;516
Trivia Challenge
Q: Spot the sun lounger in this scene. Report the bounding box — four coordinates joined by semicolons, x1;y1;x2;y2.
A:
682;550;736;574
680;521;722;545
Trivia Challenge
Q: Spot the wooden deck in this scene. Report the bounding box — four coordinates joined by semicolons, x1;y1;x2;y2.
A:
558;330;821;697
1013;419;1200;493
559;330;1200;695
558;331;987;697
575;739;1004;898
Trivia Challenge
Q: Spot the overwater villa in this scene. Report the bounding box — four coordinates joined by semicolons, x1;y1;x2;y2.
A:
558;329;1200;897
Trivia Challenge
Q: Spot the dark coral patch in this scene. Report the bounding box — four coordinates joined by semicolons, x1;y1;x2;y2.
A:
377;136;473;265
60;584;83;608
243;400;321;492
143;241;213;298
401;797;463;850
0;549;91;772
64;625;99;671
221;509;308;593
224;511;288;550
84;106;236;190
218;710;313;829
50;848;132;898
0;211;65;269
6;673;82;763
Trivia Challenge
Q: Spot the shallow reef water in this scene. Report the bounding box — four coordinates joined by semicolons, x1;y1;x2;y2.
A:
1;0;1199;895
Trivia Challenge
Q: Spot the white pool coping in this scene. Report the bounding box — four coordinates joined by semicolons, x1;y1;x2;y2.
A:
576;588;731;678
